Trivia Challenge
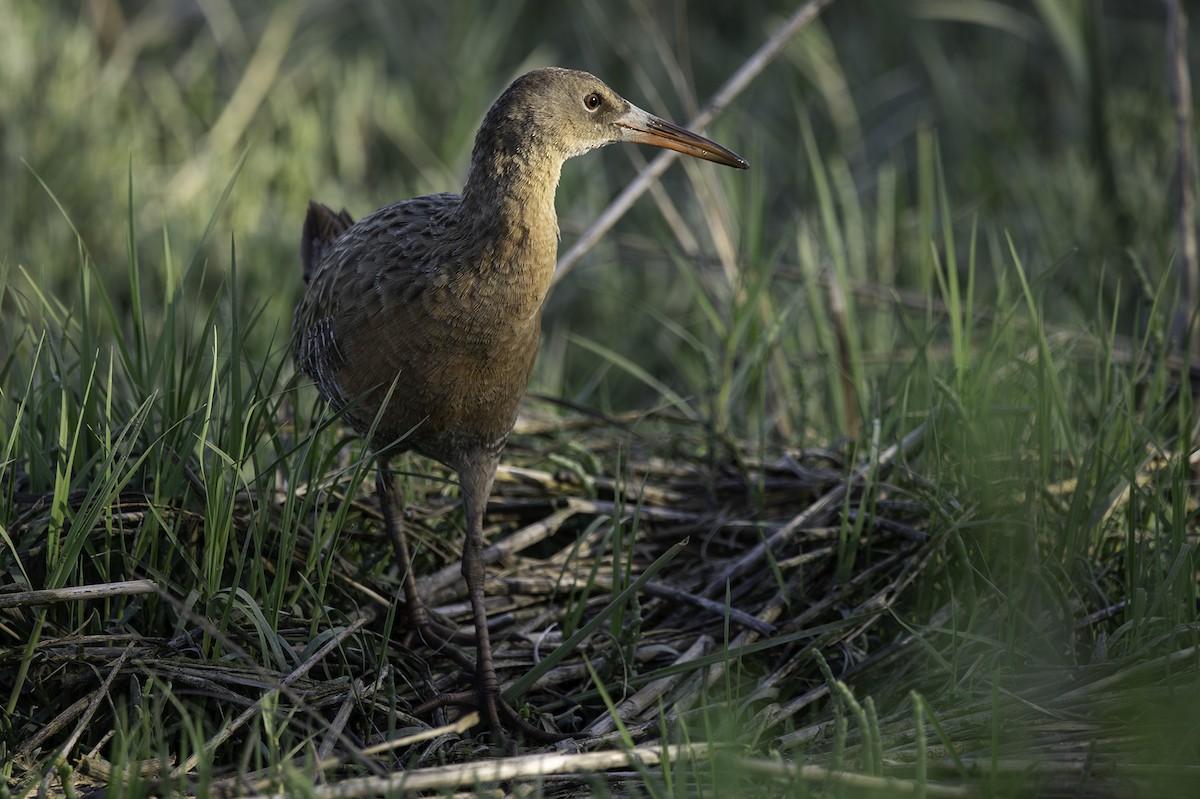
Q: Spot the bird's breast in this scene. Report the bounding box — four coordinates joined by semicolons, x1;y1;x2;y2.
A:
445;220;558;323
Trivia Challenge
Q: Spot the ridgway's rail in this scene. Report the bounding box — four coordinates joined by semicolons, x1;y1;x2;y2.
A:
294;67;747;749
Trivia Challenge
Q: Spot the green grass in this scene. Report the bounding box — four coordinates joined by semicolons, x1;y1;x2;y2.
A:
3;1;1200;796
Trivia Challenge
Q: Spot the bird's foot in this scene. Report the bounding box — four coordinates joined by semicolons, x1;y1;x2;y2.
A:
398;616;570;747
413;689;575;746
409;611;476;648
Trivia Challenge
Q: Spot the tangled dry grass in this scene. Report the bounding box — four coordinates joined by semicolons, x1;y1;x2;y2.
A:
6;400;1200;797
3;406;955;794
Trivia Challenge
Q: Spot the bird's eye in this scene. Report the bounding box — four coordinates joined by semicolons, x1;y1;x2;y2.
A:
583;92;603;111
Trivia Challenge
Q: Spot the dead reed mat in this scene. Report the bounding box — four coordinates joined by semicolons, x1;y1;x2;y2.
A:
2;410;1196;797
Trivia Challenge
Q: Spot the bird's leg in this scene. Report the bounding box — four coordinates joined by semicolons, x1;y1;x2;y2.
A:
376;458;426;629
377;458;469;645
457;454;508;750
408;452;578;746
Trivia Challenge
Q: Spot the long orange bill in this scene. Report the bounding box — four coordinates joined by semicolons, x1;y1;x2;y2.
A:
617;105;749;169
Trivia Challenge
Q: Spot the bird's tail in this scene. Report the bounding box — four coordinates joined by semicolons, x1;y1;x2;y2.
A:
301;200;354;284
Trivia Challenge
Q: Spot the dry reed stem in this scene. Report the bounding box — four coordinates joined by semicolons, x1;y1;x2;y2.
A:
585;634;714;736
243;743;712;799
728;755;973;798
553;0;839;284
0;578;157;609
1166;0;1199;356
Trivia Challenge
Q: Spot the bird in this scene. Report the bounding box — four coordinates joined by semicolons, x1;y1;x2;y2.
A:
293;66;747;748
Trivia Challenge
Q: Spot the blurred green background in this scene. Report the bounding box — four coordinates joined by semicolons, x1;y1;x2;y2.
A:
1;0;1184;438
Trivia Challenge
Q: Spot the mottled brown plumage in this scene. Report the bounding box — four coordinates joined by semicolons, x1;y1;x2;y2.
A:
293;67;746;748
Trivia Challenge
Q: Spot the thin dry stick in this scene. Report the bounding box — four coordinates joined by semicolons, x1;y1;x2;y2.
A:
235;713;481;793
316;668;389;761
613;577;776;635
420;505;578;596
34;644;133;795
77;750;171;782
586;635;713;736
562;496;699;523
498;463;688;501
0;578;157;609
702;421;926;598
318;689;359;760
552;0;838;285
242;743;711;799
727;755;972;798
1056;644;1198;703
1166;0;1198;355
682;577;796;711
14;694;93;761
756;548;925;714
627;0;744;288
173;614;371;776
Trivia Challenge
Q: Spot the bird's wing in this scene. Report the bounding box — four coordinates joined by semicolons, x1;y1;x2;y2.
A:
292;193;464;428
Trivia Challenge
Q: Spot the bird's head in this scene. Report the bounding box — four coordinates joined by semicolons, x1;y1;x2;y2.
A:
483;67;749;170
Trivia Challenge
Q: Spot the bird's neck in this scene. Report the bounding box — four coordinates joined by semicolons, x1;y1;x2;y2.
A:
461;146;564;232
459;147;565;308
